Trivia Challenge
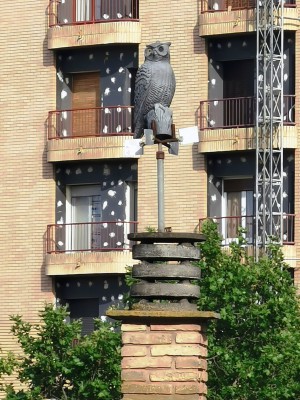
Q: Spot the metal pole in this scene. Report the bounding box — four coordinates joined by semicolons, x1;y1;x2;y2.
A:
157;143;165;232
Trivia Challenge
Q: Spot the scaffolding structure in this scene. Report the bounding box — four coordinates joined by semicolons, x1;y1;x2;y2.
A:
255;0;284;257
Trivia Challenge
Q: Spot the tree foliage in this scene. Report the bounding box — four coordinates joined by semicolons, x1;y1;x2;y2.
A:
0;304;121;400
198;221;300;400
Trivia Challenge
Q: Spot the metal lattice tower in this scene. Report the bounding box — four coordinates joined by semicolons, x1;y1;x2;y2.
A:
255;0;284;257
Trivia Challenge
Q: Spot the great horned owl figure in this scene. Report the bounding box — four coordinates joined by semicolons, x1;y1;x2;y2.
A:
133;41;176;138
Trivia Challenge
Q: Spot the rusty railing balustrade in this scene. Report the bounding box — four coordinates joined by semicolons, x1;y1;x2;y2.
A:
47;221;138;253
199;95;295;130
49;0;139;27
48;106;134;139
199;214;295;245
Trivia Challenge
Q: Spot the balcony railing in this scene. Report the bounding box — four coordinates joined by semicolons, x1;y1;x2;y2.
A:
199;214;295;245
49;0;139;27
48;106;134;139
201;0;295;13
199;95;295;130
46;221;138;253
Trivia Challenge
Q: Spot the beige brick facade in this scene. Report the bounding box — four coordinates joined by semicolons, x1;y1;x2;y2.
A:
0;7;55;312
294;24;300;288
0;0;55;389
0;0;300;394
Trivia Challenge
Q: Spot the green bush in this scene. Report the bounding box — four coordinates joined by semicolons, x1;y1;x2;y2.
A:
198;221;300;399
0;304;121;400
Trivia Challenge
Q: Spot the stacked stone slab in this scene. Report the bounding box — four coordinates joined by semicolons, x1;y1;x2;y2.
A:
129;232;203;310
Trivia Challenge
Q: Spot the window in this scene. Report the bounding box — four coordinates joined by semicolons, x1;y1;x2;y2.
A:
223;59;254;127
69;298;99;335
66;185;101;251
99;0;133;19
75;0;92;22
125;181;137;222
56;276;127;335
222;178;254;244
123;181;137;248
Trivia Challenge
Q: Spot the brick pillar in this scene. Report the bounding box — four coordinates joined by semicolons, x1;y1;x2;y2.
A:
107;310;219;400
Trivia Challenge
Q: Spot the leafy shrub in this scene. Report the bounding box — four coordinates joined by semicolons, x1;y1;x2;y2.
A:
199;221;300;399
0;304;121;400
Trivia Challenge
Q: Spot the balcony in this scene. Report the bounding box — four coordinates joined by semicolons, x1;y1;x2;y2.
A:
48;0;141;49
199;214;295;245
199;0;298;36
45;221;138;275
201;0;254;12
47;106;135;162
198;214;296;265
198;96;297;152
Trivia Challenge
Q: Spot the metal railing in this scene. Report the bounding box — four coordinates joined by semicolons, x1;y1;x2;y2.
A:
201;0;295;13
49;0;139;27
48;106;134;139
199;95;295;130
199;214;295;245
46;221;138;253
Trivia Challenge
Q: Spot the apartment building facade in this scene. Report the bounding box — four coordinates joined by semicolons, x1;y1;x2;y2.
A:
0;0;299;356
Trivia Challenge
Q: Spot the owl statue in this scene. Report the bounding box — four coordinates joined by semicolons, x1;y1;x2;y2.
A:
133;41;176;138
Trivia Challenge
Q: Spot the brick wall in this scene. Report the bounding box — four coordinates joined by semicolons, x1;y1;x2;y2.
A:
294;26;300;289
137;0;208;232
0;0;55;380
121;323;208;400
138;145;206;232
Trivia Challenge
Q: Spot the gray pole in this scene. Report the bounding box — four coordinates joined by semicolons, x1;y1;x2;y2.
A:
157;143;165;232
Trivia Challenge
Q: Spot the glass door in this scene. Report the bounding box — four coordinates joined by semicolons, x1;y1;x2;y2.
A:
223;59;254;127
225;191;242;240
71;196;92;251
224;190;253;243
69;185;101;251
91;196;101;250
222;179;254;244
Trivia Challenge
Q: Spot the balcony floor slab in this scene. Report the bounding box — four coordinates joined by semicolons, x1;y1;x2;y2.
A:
198;126;297;153
48;21;141;50
47;135;139;162
46;250;134;276
199;7;299;37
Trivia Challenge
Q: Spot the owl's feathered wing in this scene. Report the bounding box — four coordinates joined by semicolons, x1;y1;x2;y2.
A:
134;61;153;138
134;60;176;138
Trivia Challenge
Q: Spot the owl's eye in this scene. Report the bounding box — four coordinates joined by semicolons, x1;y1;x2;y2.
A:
146;48;152;56
158;46;164;52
